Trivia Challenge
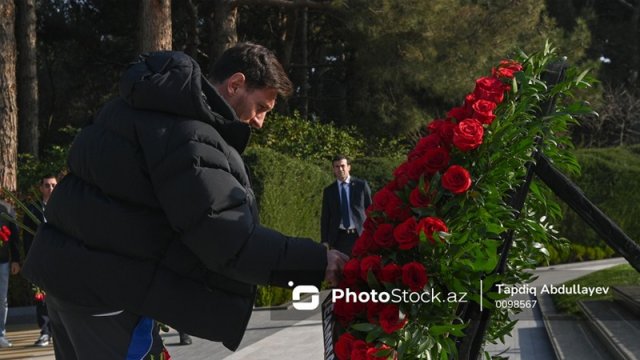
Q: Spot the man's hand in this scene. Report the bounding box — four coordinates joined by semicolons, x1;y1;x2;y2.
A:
10;262;20;275
324;249;349;287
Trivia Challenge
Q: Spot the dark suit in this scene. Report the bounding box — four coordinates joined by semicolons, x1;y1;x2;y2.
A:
23;201;51;337
321;177;371;254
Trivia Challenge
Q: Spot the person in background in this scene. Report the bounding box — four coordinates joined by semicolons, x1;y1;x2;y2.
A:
23;42;347;359
23;175;57;347
0;198;21;348
321;155;372;255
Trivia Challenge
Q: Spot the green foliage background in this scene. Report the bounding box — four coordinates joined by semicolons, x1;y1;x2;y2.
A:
550;145;640;263
244;147;333;241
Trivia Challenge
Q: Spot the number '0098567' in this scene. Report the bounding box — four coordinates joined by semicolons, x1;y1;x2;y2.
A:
495;299;537;309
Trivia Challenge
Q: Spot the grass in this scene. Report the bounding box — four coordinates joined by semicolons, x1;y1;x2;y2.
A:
551;264;640;317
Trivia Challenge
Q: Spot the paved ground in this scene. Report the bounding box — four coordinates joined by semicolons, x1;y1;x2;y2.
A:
0;257;629;359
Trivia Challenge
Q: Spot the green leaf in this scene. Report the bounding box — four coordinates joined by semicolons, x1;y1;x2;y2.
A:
351;323;378;332
575;68;590;85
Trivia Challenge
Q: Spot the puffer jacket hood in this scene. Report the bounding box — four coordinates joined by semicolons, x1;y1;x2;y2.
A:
119;51;251;153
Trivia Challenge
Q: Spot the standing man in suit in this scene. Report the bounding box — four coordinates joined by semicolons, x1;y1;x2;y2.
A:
23;175;57;347
321;155;372;255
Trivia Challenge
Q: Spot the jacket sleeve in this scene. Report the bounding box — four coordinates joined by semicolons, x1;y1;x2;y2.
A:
8;221;20;263
2;206;21;263
22;204;37;255
150;131;327;288
363;180;372;210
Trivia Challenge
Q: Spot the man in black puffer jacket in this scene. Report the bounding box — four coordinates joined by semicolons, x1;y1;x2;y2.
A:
22;43;348;360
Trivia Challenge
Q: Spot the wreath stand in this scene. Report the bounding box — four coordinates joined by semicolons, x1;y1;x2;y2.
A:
456;60;640;359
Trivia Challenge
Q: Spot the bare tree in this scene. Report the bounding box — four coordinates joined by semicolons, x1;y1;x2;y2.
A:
614;0;640;84
16;0;39;157
574;85;640;147
139;0;173;53
0;2;18;191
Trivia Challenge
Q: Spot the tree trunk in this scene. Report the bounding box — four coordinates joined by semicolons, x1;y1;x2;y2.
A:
208;0;238;75
139;0;173;53
300;7;309;119
0;3;18;191
16;0;39;158
183;0;200;58
281;8;298;70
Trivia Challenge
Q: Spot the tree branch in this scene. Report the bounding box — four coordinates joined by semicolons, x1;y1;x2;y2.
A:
614;0;635;10
234;0;334;10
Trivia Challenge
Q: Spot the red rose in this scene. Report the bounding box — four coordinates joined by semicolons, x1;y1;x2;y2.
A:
378;304;407;334
408;134;441;161
453;119;484;152
367;344;396;360
335;332;358;360
471;99;497;125
409;181;431;208
402;261;429;292
427;119;456;145
422;147;451;174
393;217;418;250
383;191;411;222
408;147;450;181
334;297;365;326
352;230;374;257
389;162;411;190
447;105;471;122
464;93;477;110
492;59;523;79
351;340;368;360
441;165;472;194
363;217;376;233
360;255;382;282
416;216;448;243
366;301;386;324
343;258;361;286
474;76;506;103
0;226;10;242
34;292;45;302
373;223;395;249
380;263;402;284
162;347;171;360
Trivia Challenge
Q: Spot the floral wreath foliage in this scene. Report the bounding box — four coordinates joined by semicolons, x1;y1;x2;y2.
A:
332;43;594;360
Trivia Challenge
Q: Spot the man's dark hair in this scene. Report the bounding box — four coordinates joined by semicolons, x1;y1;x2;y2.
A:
332;155;350;164
211;42;293;98
40;175;57;185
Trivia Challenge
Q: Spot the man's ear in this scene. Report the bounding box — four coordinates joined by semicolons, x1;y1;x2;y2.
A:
226;72;246;95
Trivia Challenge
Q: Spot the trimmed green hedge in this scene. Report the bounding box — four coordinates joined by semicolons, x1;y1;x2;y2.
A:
552;146;640;262
350;156;403;193
244;147;332;307
244;147;333;241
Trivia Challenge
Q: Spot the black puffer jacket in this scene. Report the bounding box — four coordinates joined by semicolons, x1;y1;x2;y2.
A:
22;51;327;350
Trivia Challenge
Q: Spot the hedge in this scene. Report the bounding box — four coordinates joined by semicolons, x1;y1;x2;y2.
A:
552;146;640;262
